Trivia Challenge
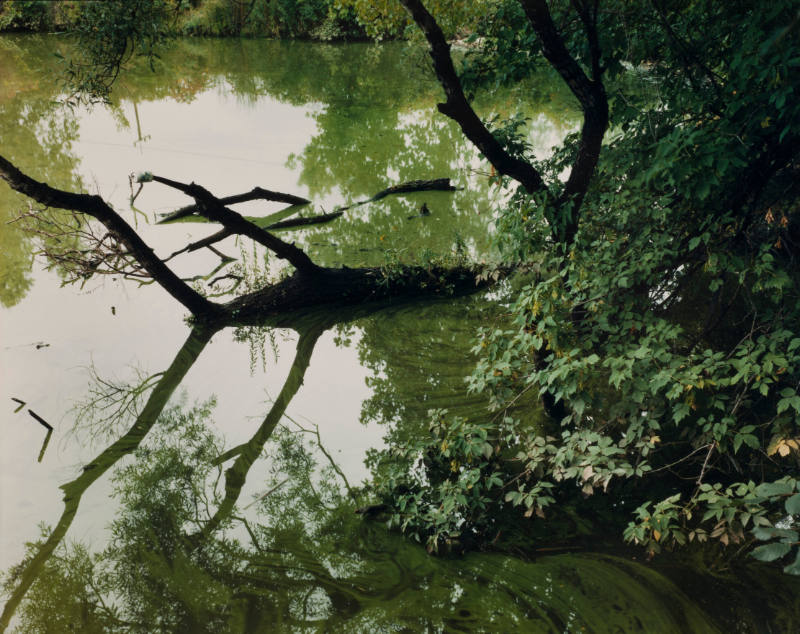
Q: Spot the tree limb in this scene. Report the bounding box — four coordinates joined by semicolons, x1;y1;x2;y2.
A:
397;0;547;195
0;154;222;317
157;186;310;224
518;0;609;244
149;174;322;275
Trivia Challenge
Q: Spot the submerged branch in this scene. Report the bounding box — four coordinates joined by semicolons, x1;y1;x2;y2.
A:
158;177;458;238
2;155;505;329
149;174;322;275
157;186;310;224
336;177;459;212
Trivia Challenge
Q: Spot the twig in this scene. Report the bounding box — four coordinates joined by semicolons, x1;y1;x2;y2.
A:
243;477;290;510
37;429;53;463
649;443;712;474
28;409;53;431
694;442;716;492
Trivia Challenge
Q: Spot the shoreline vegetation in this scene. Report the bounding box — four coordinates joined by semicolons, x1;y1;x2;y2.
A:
0;0;381;41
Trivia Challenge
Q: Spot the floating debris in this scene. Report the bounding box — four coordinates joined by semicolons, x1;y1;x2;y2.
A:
28;409;53;431
37;428;53;463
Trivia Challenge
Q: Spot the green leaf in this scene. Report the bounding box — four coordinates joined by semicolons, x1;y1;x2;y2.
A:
786;493;800;515
755;481;795;498
753;526;798;541
751;542;791;562
784;550;800;576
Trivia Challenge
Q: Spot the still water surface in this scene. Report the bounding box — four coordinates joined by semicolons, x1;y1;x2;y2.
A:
1;36;797;632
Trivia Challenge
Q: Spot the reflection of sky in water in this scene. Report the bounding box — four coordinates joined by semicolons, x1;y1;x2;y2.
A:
1;88;360;569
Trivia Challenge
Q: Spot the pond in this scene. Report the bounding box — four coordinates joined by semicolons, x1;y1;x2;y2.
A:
1;35;798;632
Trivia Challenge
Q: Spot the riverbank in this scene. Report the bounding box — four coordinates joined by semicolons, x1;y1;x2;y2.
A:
0;0;375;41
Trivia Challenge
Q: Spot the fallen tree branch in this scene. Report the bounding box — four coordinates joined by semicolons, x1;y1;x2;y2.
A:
265;210;343;230
157;186;310;224
223;263;511;327
28;409;53;431
163;227;233;262
159;179;459;253
149;174;322;275
336;177;459;212
0;154;221;317
3;156;509;328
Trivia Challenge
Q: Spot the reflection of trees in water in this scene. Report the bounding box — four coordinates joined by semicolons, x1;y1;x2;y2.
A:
355;294;544;445
0;37;86;306
0;326;213;631
3;313;798;631
0;36;578;302
6;398;787;632
7;36;795;633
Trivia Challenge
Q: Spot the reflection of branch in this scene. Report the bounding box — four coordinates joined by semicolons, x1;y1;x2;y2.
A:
70;366;166;442
37;429;53;463
283;417;358;504
0;326;214;632
242;477;290;510
188;322;325;544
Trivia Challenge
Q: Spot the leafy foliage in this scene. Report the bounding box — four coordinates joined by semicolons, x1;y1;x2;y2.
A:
368;0;800;571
